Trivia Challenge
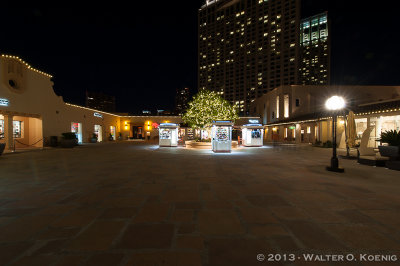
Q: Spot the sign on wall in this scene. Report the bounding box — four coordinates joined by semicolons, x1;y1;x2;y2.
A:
0;98;9;106
249;119;259;124
94;112;103;118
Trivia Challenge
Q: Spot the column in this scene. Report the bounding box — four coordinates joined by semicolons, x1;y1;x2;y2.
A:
4;115;14;150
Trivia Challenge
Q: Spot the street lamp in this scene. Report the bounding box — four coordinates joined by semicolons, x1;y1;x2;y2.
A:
325;96;345;173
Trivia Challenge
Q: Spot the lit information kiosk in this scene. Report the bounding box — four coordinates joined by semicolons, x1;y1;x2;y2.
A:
212;121;233;153
242;124;264;147
159;123;179;147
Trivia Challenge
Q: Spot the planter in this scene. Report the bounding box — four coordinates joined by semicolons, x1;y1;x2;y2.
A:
0;143;5;156
378;146;400;159
90;138;98;143
60;139;76;148
185;140;211;149
108;136;114;141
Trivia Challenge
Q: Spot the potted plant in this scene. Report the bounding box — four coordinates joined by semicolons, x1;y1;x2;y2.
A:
0;143;6;156
108;133;114;141
90;133;98;143
60;132;77;148
378;130;400;159
117;132;122;141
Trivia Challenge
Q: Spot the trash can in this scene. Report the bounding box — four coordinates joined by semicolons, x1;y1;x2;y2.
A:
50;136;58;147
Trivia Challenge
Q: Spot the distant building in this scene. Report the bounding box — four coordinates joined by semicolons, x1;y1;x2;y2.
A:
299;12;330;85
198;0;301;114
175;87;190;115
86;91;116;113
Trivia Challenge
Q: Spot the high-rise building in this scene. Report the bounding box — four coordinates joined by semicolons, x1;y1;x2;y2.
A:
198;0;300;114
85;91;116;113
299;12;330;85
175;87;190;115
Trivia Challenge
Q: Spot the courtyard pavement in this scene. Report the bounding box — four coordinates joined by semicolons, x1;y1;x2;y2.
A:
0;142;399;266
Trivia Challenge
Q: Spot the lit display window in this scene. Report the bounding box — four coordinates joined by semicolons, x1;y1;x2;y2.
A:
13;121;22;138
0;119;4;139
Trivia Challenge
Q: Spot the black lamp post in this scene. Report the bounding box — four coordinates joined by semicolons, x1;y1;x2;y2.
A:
325;96;345;173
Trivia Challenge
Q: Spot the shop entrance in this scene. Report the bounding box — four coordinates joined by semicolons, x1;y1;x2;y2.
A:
94;125;103;142
71;122;82;143
131;126;143;139
0;113;43;150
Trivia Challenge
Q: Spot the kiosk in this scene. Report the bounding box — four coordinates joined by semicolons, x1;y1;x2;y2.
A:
159;123;179;147
212;121;233;153
241;124;264;147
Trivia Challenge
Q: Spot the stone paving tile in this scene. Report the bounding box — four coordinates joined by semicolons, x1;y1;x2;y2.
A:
336;209;377;224
208;238;280;266
85;253;125;266
176;235;204;250
0;215;56;242
0;242;34;265
99;207;137;219
248;225;289;237
126;251;202;266
51;209;102;228
133;203;170;223
34;204;76;217
175;201;202;210
238;206;279;224
322;224;400;251
55;255;86;266
269;206;309;220
246;195;291;207
198;210;245;235
283;220;347;251
12;254;58;266
33;239;67;255
360;210;400;228
301;207;349;223
178;223;197;234
36;227;81;240
0;207;39;217
204;200;232;209
67;220;125;251
162;188;199;202
170;209;194;223
117;223;175;249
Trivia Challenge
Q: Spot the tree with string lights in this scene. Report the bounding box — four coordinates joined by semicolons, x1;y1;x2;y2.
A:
182;90;238;130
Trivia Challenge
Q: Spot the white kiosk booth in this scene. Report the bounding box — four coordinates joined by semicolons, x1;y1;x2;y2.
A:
159;123;179;147
212;121;233;153
242;124;264;147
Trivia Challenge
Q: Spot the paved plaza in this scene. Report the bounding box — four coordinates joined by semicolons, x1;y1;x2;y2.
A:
0;142;399;266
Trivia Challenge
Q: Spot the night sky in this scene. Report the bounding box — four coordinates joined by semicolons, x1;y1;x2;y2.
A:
1;2;399;114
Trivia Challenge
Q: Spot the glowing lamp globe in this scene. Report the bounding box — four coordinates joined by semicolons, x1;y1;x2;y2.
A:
325;96;345;111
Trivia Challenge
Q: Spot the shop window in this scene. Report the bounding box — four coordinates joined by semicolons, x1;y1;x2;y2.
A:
13;121;23;138
0;119;4;139
307;126;311;134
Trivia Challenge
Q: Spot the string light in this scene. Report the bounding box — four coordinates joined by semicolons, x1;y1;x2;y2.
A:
1;54;53;78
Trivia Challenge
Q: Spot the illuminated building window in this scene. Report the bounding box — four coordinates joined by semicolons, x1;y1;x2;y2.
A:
276;96;280;119
284;94;289;118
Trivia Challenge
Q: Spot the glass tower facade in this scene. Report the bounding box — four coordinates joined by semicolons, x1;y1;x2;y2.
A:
299;12;330;85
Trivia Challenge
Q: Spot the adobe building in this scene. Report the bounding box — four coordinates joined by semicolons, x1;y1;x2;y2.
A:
251;85;400;147
0;55;182;150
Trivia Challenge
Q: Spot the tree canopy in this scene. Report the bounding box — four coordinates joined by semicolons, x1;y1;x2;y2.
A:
182;90;238;129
